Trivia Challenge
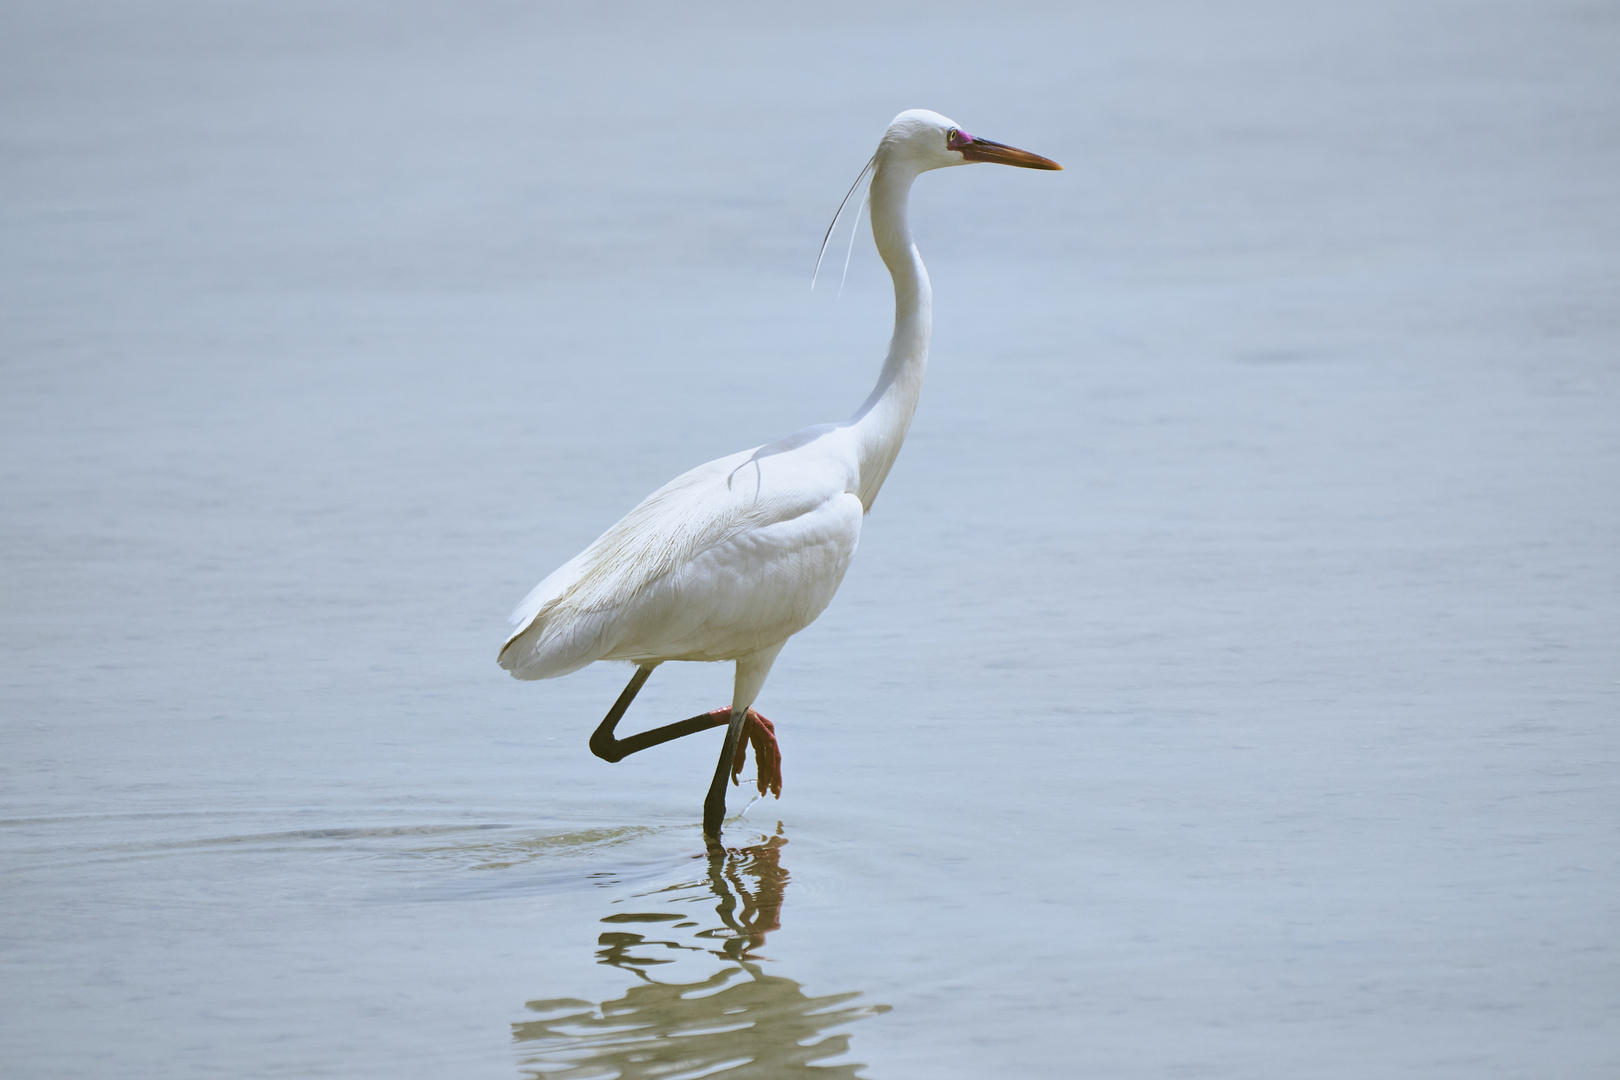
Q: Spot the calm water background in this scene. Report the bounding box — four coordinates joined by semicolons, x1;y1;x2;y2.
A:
3;1;1617;1076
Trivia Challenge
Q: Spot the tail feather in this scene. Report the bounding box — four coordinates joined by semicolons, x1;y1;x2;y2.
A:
497;603;619;681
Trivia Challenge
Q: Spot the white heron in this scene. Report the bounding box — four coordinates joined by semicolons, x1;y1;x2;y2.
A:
499;109;1060;838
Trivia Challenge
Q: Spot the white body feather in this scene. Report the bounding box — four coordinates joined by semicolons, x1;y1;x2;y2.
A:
499;428;865;679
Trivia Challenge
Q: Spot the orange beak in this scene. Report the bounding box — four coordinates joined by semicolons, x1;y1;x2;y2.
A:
954;133;1062;170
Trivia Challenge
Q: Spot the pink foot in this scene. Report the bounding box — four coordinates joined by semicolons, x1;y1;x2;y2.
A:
730;708;783;799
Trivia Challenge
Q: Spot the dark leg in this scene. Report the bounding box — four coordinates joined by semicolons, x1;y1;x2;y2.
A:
587;666;784;840
588;666;655;761
703;709;748;840
591;667;779;772
589;665;738;763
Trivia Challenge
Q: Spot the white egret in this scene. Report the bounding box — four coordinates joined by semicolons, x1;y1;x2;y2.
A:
499;110;1060;838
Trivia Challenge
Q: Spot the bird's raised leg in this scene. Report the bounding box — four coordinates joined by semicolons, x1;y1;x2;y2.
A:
589;666;783;800
590;664;728;762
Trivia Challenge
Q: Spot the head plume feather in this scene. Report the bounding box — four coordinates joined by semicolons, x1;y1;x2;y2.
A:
811;153;877;295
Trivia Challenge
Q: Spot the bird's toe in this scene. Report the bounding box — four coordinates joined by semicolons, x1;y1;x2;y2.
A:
731;708;783;799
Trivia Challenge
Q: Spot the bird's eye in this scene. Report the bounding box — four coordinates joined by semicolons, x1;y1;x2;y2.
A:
946;128;958;144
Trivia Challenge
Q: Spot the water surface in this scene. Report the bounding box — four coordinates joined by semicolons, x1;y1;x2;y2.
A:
3;1;1617;1076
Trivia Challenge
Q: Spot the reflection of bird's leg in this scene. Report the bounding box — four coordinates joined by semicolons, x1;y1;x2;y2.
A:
589;665;784;803
701;832;787;963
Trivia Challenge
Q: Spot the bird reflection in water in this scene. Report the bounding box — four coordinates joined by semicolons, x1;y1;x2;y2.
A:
514;827;888;1079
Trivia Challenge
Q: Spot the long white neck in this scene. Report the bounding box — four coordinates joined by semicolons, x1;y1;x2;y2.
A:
847;157;930;511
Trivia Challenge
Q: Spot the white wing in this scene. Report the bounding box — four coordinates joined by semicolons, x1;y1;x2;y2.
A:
499;427;863;680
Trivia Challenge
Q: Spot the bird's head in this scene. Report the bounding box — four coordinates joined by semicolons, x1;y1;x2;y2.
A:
812;109;1061;289
879;109;1062;173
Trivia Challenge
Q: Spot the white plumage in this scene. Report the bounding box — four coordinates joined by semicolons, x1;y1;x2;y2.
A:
500;437;863;679
498;109;1059;837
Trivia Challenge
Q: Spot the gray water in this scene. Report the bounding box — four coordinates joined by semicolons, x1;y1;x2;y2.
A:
3;1;1618;1076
